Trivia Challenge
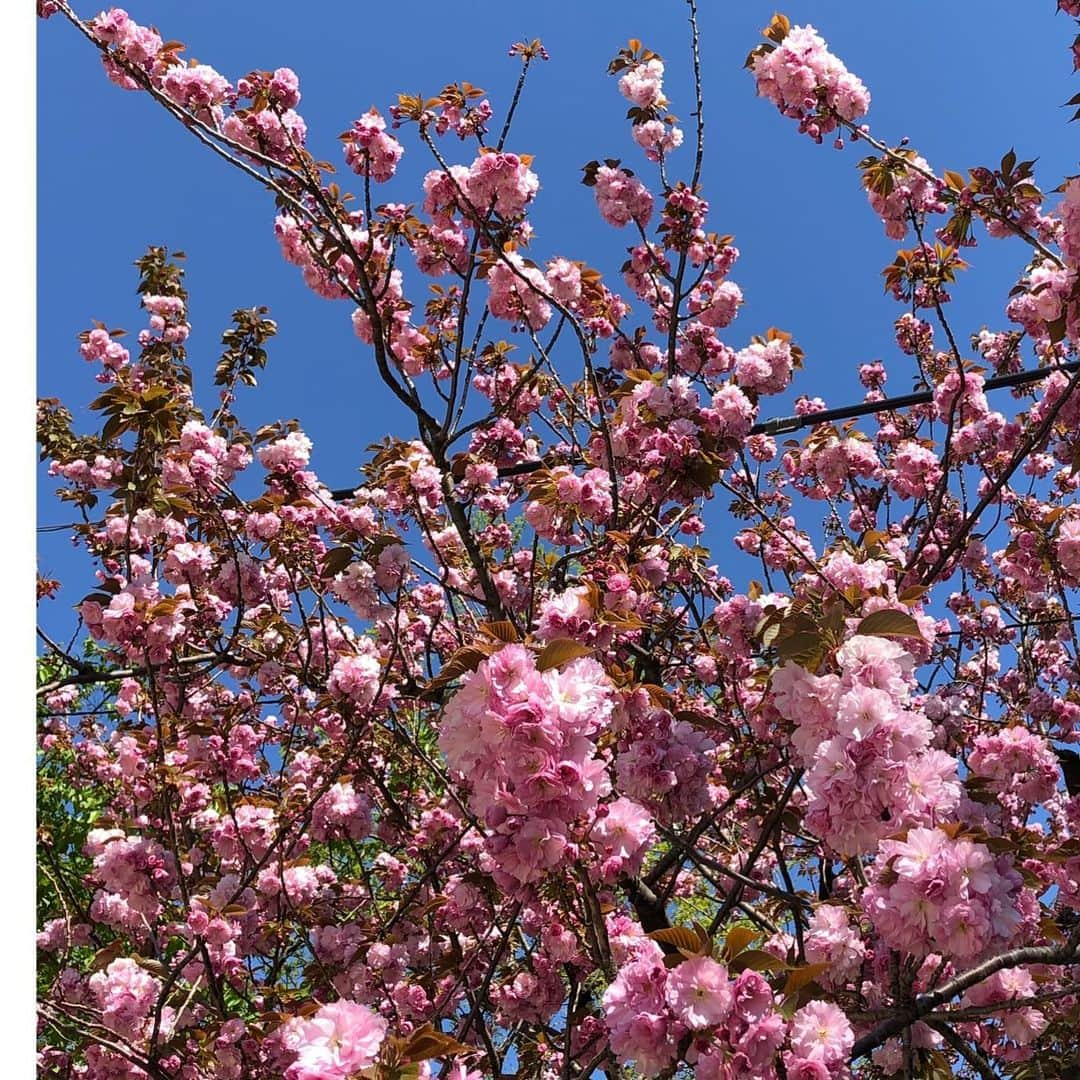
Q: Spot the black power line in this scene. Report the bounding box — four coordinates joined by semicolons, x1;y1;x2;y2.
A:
328;360;1080;500
751;360;1080;437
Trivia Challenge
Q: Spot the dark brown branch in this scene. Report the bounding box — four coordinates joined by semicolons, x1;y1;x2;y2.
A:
851;939;1080;1060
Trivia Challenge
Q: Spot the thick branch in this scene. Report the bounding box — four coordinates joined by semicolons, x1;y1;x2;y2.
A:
851;939;1080;1060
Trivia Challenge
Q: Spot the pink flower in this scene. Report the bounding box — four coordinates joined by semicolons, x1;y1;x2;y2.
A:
1057;515;1080;580
285;1000;387;1080
632;120;684;162
486;253;552;330
783;1058;832;1080
968;727;1060;805
546;257;582;305
866;154;947;239
752;24;870;142
664;956;733;1029
465;151;539;218
691;279;743;329
257;431;313;473
863;828;1025;959
160;64;232;120
269;67;301;109
89;958;160;1040
593;165;654;228
619;58;666;108
327;645;383;707
804;904;865;986
730;969;774;1024
343;109;404;183
602;941;680;1077
592;797;655;873
734;338;795;396
788;1000;854;1067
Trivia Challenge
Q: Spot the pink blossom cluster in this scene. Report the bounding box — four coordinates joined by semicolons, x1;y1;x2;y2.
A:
80;569;193;666
545;256;582;306
222;103;307;165
632;119;684;162
772;635;960;855
465;151;539;218
524;467;613;543
343;109;404;183
1006;258;1079;345
326;638;385;708
674;327;738;380
593;165;654;228
91;8;163;89
439;644;615;887
257;430;313;474
533;586;602;644
752;24;871;141
656;187;721;263
79;327;130;370
88;957;162;1041
433;94;494;141
259;67;302;109
889;440;943;499
1057;513;1080;581
866;155;948;239
804;904;866;988
163;420;251;491
275;213;359;301
422;164;471;218
485;252;552;330
413;218;470;277
50;452;122;488
37;917;92;953
142;293;190;345
784;433;882;501
689;277;744;330
863;826;1027;959
282;1000;387;1080
89;8;246;147
589;795;656;881
734;337;796;396
615;56;684;161
85;829;174;932
160;63;233;123
614;690;719;825
618;58;666;109
603;942;854;1079
968;726;1060;808
1060;176;1080;263
895;312;934;356
957;967;1050;1056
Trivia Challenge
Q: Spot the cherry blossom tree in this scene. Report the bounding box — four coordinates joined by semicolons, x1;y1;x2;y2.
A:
36;2;1080;1077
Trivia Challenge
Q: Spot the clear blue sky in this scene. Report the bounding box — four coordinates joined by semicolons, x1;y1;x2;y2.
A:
36;1;1077;626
